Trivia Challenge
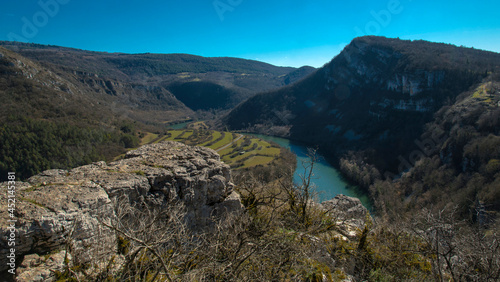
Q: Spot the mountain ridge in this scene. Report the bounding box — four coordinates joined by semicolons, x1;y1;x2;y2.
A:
0;41;298;78
2;36;500;281
0;41;315;180
0;41;315;114
222;36;500;180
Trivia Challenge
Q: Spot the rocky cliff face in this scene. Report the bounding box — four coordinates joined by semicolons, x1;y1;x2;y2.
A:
0;141;242;278
223;36;500;175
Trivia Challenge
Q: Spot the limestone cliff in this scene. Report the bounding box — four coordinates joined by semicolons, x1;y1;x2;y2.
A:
223;36;500;176
0;141;242;279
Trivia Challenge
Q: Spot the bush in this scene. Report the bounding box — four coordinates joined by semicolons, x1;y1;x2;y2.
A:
120;134;140;148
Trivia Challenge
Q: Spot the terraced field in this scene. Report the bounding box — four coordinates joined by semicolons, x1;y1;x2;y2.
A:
141;128;282;169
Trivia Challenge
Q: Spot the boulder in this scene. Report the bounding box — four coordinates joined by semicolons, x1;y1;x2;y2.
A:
321;195;371;239
16;251;70;282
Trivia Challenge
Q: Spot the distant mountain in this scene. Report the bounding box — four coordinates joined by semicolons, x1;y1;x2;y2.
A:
283;66;317;85
0;41;313;115
222;36;500;179
0;42;315;180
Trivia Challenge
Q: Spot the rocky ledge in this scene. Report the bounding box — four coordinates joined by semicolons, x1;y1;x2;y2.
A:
0;141;243;278
321;195;372;239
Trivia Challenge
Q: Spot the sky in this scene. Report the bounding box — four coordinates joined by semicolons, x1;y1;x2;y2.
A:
1;0;499;68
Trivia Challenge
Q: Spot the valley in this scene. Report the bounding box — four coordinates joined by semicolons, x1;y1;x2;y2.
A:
1;36;500;281
136;125;282;170
2;36;499;218
2;36;499;219
0;41;315;123
136;124;373;209
222;36;500;221
0;42;314;181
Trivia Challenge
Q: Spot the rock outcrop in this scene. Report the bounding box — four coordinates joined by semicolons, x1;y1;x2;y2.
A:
321;195;371;239
16;251;70;281
0;141;242;278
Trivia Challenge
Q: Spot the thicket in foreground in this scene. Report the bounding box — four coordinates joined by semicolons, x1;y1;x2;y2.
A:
54;156;499;281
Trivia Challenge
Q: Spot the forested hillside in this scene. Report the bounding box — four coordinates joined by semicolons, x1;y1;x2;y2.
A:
0;47;142;180
369;75;500;221
0;41;312;115
0;42;314;181
222;36;500;221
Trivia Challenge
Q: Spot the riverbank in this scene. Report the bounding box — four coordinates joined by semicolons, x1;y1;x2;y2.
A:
139;123;373;210
246;134;373;211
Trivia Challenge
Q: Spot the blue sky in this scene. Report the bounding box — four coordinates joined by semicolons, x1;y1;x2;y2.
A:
1;0;499;67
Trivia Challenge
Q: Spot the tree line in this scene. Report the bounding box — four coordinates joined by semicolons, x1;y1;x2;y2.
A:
0;117;138;181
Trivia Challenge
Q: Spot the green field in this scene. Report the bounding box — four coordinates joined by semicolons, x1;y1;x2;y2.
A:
139;133;159;145
140;128;281;170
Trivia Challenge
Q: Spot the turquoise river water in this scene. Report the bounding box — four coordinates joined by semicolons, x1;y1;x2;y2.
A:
166;121;372;210
248;134;372;210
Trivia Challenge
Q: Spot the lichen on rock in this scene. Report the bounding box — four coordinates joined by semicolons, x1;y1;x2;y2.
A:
0;141;243;278
321;194;372;239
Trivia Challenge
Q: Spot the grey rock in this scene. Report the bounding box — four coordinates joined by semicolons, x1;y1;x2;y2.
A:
0;141;243;275
321;194;371;239
16;251;70;282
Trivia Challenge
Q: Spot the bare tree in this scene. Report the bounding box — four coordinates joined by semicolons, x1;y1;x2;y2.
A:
279;147;319;228
409;206;500;281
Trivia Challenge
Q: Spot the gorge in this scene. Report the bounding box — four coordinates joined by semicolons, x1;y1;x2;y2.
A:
248;134;372;209
1;36;500;280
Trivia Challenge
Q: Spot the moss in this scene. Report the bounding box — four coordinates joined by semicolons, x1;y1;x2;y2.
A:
133;170;146;176
20;197;47;208
296;258;334;282
117;236;130;255
486;159;500;175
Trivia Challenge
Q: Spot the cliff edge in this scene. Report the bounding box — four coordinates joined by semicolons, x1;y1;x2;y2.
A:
0;141;242;279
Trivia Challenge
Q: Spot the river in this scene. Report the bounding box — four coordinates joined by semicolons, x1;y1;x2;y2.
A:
165;121;372;209
248;134;372;210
